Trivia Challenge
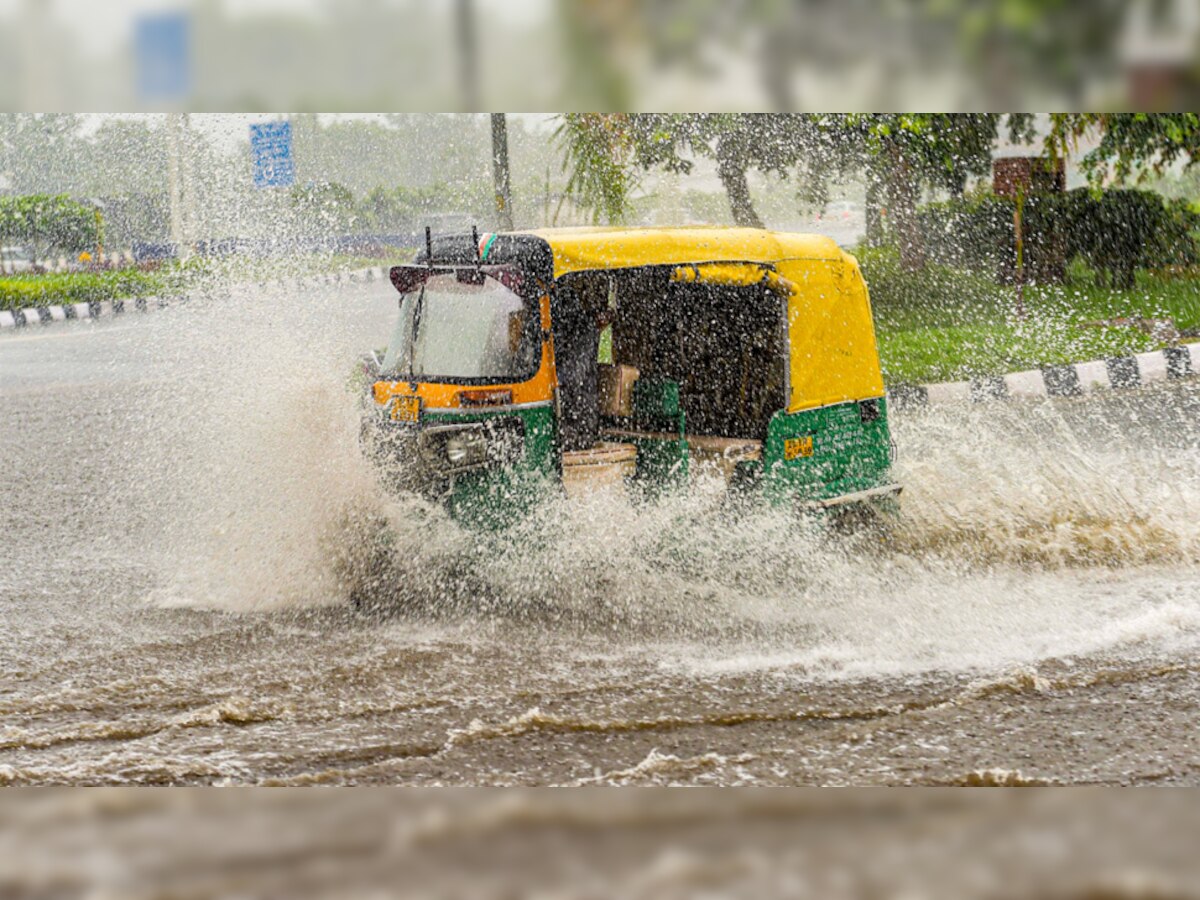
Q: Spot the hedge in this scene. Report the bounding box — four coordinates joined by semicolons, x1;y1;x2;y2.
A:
0;269;184;312
918;188;1200;289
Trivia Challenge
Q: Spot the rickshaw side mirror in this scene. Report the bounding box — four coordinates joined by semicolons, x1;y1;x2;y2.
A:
390;266;430;294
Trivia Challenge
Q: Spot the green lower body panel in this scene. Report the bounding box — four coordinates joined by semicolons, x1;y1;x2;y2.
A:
417;405;559;530
370;397;896;526
607;390;690;500
625;434;689;498
759;397;895;506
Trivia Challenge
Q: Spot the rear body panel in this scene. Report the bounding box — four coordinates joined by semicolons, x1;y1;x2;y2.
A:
760;397;894;504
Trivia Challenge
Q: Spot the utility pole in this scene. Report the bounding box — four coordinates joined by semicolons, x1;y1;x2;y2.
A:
1013;183;1027;320
180;113;196;256
455;0;480;111
165;113;198;261
167;113;185;258
21;0;56;109
491;113;513;231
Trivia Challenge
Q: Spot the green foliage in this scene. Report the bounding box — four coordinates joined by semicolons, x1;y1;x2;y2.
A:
0;195;100;263
288;178;495;234
927;6;1128;103
845;114;1016;193
100;194;170;248
555;113;861;227
1048;114;1200;184
876;318;1166;386
289;114;499;199
357;183;488;231
844;114;1033;267
917;188;1200;290
0;268;185;311
857;245;1008;329
862;244;1200;384
555;114;640;224
553;5;1130;113
1076;189;1199;288
289;182;359;233
0;114;86;195
358;182;494;232
916;193;1013;274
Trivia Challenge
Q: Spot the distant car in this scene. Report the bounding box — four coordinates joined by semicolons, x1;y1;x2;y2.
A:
0;245;35;274
820;200;862;221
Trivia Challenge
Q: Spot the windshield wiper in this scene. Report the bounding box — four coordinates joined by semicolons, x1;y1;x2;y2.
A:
404;286;425;380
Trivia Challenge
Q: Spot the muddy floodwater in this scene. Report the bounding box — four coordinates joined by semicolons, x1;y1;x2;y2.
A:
2;281;1200;786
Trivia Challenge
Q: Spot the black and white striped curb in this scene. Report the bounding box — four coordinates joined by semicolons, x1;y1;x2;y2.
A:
0;265;391;330
888;342;1200;408
0;295;176;327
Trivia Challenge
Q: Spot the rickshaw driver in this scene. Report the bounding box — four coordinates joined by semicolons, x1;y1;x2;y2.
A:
552;274;615;453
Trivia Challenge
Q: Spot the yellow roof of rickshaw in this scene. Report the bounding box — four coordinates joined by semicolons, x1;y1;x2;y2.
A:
524;226;848;278
518;226;883;413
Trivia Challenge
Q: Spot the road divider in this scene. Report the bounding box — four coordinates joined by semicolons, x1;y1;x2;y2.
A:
888;342;1199;408
0;266;391;330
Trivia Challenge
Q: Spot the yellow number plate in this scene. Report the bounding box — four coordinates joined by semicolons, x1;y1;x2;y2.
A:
784;436;814;460
390;395;421;423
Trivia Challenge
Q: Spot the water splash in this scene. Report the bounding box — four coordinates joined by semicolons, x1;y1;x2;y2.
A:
110;281;1200;679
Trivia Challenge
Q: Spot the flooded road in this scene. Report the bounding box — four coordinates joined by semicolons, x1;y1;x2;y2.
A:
2;281;1200;785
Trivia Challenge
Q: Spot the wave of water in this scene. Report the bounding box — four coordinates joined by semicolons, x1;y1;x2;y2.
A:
123;284;1200;677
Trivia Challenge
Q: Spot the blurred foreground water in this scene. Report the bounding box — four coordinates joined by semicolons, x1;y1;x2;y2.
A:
3;789;1200;897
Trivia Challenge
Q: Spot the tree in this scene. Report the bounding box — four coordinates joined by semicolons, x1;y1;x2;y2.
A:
1048;113;1200;185
552;1;1132;111
288;182;358;235
455;0;480;111
555;114;640;224
842;114;1028;269
924;1;1130;108
491;113;514;230
557;113;836;227
557;112;1025;271
356;182;491;232
74;119;169;197
0;114;84;195
0;194;99;263
1040;116;1200;291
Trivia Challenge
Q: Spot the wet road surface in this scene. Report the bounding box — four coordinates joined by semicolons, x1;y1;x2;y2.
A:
2;282;1199;785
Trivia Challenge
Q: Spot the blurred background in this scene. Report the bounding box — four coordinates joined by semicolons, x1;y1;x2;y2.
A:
1;0;1200;111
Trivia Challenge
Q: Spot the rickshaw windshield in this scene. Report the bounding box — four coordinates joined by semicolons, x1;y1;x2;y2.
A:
381;272;539;383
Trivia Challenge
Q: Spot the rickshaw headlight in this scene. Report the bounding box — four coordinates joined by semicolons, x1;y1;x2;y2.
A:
418;425;489;473
415;419;523;475
445;434;474;464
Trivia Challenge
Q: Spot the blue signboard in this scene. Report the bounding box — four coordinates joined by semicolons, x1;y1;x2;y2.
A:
250;121;296;188
134;12;192;101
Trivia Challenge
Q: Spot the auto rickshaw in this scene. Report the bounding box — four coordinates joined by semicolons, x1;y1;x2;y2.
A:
359;226;899;526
